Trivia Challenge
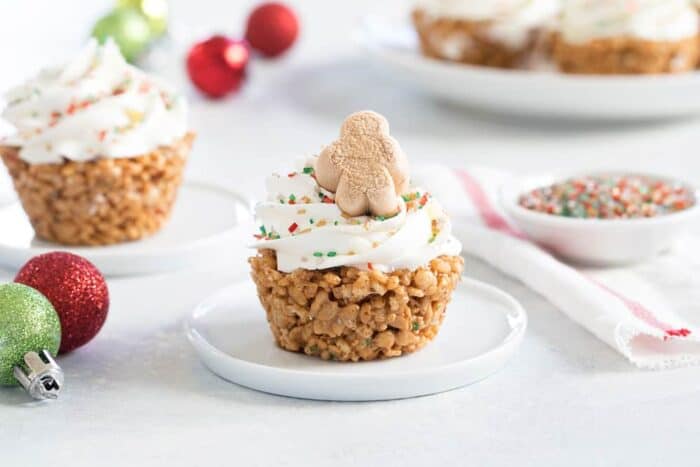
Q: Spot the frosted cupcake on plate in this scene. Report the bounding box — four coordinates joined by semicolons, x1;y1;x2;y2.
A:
412;0;561;68
249;111;463;362
0;39;193;246
553;0;700;74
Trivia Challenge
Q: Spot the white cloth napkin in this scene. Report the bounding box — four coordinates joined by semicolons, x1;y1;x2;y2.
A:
415;166;700;370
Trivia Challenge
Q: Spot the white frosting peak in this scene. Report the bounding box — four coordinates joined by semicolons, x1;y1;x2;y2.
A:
251;158;462;273
560;0;699;43
416;0;561;47
1;39;187;164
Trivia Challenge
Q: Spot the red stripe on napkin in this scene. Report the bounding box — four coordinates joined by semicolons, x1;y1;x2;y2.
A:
454;168;691;338
592;279;691;338
454;169;527;239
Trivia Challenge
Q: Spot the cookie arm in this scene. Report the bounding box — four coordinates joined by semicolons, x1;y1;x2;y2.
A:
383;138;411;195
316;143;343;192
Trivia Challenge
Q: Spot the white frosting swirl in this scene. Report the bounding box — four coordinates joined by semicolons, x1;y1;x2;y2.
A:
251;158;462;273
560;0;699;43
416;0;561;47
1;39;187;164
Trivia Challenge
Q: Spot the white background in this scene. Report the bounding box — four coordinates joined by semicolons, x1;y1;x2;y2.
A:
2;1;700;466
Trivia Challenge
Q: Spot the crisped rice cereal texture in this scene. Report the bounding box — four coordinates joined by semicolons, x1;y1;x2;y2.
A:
249;249;464;361
412;8;537;68
0;132;194;246
553;35;700;74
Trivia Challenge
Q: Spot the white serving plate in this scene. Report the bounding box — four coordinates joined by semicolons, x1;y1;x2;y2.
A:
500;171;700;266
185;277;527;401
357;16;700;119
0;181;252;276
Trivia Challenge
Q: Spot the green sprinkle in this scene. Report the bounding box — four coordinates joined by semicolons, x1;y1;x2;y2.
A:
313;251;323;257
376;215;386;221
334;221;339;226
412;322;420;332
289;194;296;201
327;251;337;257
303;167;314;174
259;225;266;235
309;218;314;224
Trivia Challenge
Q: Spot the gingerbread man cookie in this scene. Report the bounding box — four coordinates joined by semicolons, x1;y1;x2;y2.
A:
315;111;410;217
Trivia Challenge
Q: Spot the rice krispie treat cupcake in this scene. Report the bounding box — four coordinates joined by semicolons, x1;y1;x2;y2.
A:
0;39;193;246
249;111;463;362
553;0;700;74
412;0;561;68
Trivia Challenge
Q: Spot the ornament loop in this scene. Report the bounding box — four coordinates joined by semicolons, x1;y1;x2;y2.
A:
13;350;64;400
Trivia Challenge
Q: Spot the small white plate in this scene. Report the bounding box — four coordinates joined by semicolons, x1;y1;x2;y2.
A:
0;181;252;276
500;171;700;265
185;277;526;401
357;16;700;119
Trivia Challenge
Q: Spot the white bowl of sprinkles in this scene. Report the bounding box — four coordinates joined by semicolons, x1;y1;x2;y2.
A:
500;171;700;266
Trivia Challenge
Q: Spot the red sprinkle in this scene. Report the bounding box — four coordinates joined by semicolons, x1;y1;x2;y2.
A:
288;222;298;233
49;111;61;127
97;129;107;142
367;262;373;270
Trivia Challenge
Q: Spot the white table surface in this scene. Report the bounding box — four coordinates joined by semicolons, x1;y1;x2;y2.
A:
3;1;700;466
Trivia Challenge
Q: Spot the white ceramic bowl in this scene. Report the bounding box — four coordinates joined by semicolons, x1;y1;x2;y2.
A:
500;172;700;266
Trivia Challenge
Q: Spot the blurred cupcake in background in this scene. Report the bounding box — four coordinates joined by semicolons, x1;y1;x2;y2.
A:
412;0;561;68
0;39;194;246
554;0;700;74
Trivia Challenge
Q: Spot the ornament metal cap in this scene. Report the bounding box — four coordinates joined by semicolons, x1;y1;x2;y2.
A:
13;350;64;400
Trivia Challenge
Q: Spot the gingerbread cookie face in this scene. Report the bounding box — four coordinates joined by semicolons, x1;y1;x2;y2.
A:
315;111;410;217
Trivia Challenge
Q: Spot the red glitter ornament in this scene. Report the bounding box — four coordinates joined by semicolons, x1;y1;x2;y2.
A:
15;252;109;354
245;2;299;58
186;35;250;98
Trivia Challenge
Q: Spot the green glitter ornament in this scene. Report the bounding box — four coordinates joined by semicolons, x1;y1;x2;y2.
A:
0;283;62;398
92;7;152;62
117;0;169;38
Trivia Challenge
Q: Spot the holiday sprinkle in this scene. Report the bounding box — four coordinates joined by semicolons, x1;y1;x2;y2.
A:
518;174;695;219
